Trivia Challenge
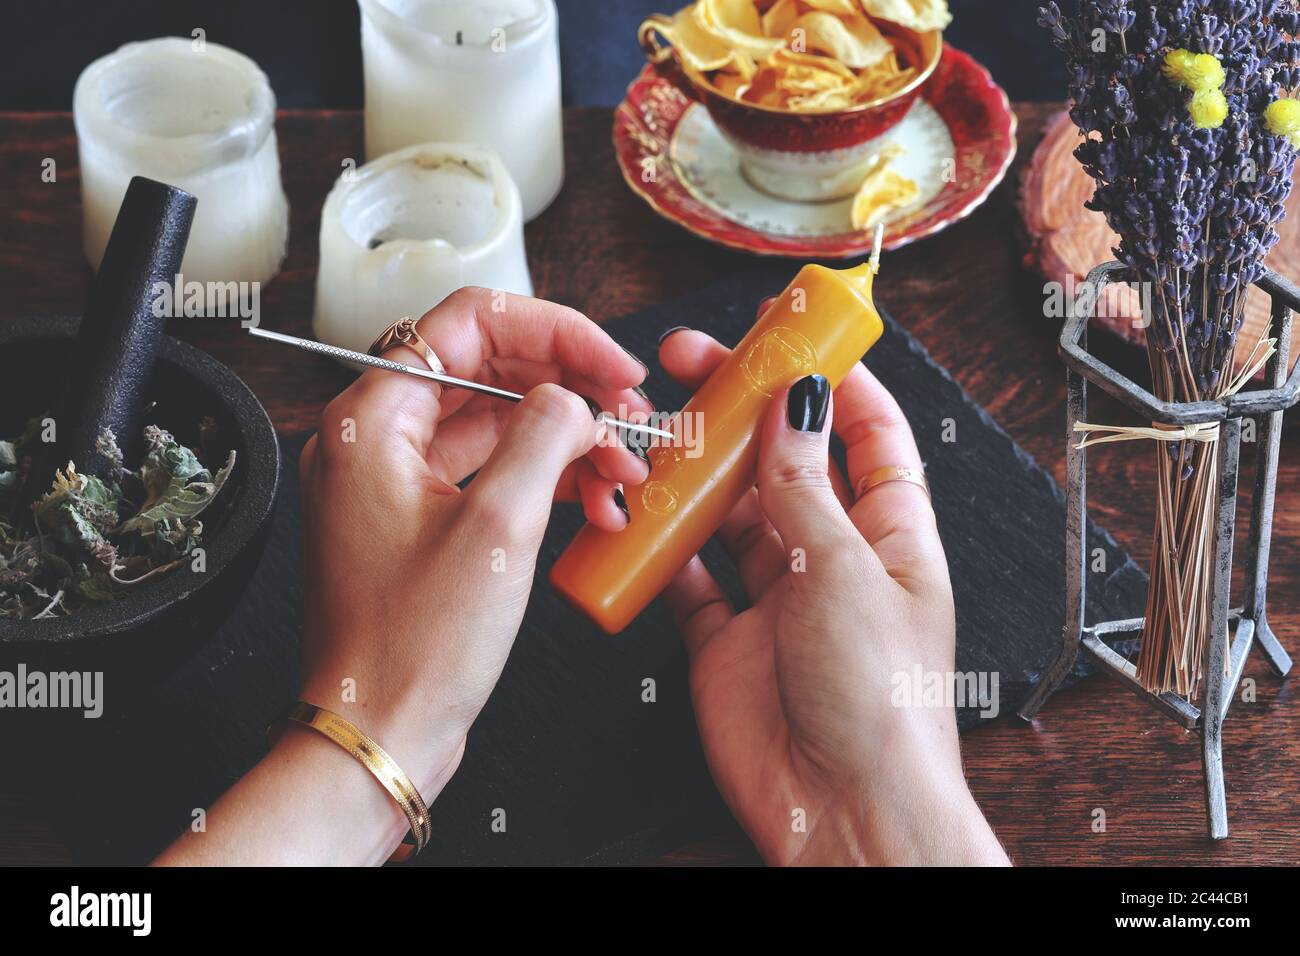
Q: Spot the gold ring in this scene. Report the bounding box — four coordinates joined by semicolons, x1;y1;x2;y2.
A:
369;316;446;375
856;464;930;500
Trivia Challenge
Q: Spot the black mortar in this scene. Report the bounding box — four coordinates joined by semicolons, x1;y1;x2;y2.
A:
0;317;279;684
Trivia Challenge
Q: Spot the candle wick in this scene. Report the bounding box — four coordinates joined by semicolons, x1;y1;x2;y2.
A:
868;223;884;274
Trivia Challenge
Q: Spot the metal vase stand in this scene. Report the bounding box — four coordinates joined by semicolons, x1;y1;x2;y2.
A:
1018;262;1300;840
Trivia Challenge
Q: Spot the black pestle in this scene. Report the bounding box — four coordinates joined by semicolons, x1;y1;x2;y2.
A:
20;176;196;513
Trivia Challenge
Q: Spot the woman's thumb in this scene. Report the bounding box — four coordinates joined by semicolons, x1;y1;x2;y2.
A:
461;383;599;545
756;375;856;557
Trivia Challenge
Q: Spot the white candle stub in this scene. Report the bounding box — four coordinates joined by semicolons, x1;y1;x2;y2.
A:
359;0;564;221
73;37;289;287
313;142;533;357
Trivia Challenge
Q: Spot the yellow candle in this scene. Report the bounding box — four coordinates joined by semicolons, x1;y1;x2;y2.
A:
550;260;885;633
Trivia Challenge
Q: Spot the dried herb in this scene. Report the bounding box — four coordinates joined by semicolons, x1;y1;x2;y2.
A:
0;421;234;621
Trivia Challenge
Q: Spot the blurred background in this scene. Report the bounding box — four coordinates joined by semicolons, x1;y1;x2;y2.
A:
0;0;1067;110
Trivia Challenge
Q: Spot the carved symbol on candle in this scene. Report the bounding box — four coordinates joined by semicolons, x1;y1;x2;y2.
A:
641;480;681;517
641;445;688;516
740;327;817;396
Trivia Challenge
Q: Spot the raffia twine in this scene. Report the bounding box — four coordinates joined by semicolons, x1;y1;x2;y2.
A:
1068;325;1278;696
1073;329;1278;450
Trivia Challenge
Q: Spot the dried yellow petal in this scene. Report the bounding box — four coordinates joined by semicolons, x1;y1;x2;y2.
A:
789;11;893;69
696;0;786;59
858;0;952;32
728;48;759;80
684;0;927;114
656;6;736;72
742;67;788;107
801;0;864;14
771;46;859;81
854;51;917;101
850;143;920;230
761;0;802;39
788;88;856;110
710;71;752;99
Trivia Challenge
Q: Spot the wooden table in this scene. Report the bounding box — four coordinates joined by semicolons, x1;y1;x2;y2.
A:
1;105;1296;866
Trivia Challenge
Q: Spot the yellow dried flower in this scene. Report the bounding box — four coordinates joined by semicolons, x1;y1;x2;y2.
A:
1163;48;1225;92
1185;53;1226;91
1162;48;1196;84
1265;98;1300;146
1190;88;1229;129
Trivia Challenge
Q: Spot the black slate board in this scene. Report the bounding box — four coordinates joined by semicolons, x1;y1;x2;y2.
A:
9;268;1148;865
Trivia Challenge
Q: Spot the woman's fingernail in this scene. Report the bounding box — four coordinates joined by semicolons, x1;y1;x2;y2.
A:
658;325;691;345
625;435;650;464
613;486;630;522
584;397;602;420
620;346;649;373
632;384;654;409
787;374;829;433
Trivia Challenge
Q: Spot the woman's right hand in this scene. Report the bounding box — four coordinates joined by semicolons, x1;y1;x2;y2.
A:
658;325;1008;867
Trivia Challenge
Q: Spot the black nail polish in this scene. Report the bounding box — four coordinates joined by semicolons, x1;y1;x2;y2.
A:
632;384;654;409
787;374;829;433
613;487;630;521
624;434;650;464
658;325;691;345
584;397;602;420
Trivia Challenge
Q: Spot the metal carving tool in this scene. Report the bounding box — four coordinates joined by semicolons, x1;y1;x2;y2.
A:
248;327;675;442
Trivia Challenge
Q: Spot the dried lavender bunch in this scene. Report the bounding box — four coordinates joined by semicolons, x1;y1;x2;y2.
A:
1041;0;1300;696
1045;0;1299;397
0;421;234;620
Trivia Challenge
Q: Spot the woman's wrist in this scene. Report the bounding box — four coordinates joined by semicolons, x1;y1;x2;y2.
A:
268;724;413;864
779;708;1008;867
298;663;468;801
156;720;421;866
793;763;1008;867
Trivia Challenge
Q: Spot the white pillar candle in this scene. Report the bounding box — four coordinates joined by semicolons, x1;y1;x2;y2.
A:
74;37;289;286
313;142;533;356
359;0;564;221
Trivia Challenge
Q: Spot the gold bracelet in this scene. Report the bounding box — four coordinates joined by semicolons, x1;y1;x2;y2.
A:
275;701;430;863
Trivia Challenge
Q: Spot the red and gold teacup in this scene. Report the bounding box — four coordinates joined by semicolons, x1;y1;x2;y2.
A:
638;15;941;202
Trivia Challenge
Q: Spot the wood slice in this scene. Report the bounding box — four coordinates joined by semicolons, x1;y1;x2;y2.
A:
1020;109;1300;379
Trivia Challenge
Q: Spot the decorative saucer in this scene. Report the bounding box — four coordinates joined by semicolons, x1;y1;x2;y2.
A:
614;46;1017;258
